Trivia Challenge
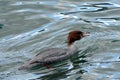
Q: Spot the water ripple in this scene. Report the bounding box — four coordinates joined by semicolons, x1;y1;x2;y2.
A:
11;1;57;6
1;0;120;80
61;2;120;15
11;9;43;13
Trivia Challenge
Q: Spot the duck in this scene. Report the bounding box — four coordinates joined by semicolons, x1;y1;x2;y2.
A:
19;30;89;70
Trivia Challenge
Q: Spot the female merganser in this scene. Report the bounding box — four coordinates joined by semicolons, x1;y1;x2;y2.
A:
19;30;89;70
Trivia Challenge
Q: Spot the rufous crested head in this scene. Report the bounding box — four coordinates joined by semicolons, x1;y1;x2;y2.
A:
67;30;89;46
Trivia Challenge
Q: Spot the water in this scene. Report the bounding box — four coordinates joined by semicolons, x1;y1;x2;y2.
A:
0;0;120;80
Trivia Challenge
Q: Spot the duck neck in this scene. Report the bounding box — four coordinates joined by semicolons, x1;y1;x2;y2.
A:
68;43;77;53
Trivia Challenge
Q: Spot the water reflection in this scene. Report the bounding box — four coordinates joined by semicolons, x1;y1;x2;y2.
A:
0;24;3;29
29;59;88;80
22;51;88;80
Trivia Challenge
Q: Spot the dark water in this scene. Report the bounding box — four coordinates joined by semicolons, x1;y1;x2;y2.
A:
0;0;120;80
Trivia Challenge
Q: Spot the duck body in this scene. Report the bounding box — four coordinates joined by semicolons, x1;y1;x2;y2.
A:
19;45;77;69
19;30;88;70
